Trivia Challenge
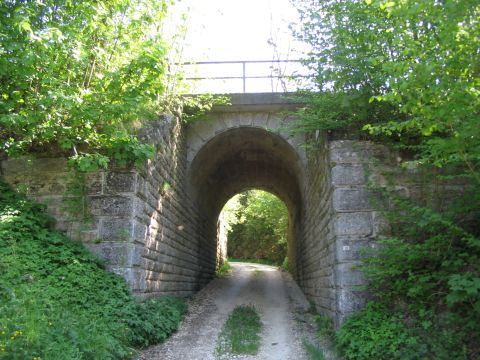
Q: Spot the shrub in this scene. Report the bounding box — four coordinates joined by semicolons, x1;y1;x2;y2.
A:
0;180;185;358
129;297;187;348
336;303;415;360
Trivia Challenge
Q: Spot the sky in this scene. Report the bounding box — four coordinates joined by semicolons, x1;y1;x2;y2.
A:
166;0;310;93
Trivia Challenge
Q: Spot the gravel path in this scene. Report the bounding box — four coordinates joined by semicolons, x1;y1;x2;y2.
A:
135;262;326;360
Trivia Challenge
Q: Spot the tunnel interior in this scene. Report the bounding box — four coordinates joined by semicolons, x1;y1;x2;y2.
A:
220;189;289;264
188;127;305;279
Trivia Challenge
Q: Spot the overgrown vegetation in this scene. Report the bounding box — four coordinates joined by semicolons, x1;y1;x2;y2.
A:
293;0;480;358
336;195;480;359
0;181;186;358
223;190;289;265
303;340;325;360
0;0;178;171
216;305;263;356
216;260;232;278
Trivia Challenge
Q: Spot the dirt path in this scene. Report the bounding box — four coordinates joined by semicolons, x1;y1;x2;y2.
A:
135;262;323;360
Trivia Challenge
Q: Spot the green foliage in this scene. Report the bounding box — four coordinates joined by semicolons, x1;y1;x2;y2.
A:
364;198;480;312
216;305;262;356
0;0;171;170
228;258;277;266
313;314;334;338
127;296;187;348
303;340;325;360
336;303;416;360
335;191;480;358
181;94;231;123
293;0;480;180
341;195;480;359
281;256;290;273
0;180;185;358
224;190;288;265
216;260;232;278
294;0;480;358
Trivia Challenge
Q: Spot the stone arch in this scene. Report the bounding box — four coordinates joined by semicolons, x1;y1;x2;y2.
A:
1;93;396;327
187;125;306;279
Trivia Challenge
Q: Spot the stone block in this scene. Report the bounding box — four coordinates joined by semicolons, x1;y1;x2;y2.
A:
335;212;372;236
331;164;365;185
85;172;103;195
335;237;376;261
100;218;133;242
121;268;147;292
337;288;368;314
130;245;145;267
372;211;391;236
333;188;372;211
1;157;67;175
335;262;366;286
329;140;362;163
251;112;269;128
88;243;130;267
190;118;222;141
74;229;100;243
133;220;148;245
222;113;241;129
105;172;136;194
237;112;253;126
89;195;134;216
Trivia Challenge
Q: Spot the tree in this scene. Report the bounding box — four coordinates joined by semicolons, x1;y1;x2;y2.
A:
293;0;479;183
0;0;173;170
224;190;288;265
293;0;480;357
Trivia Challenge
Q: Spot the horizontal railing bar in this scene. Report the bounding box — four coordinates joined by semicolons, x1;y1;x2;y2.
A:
180;59;302;65
185;75;309;80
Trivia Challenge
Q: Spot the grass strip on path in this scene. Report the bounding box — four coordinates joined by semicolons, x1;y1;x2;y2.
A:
216;305;262;356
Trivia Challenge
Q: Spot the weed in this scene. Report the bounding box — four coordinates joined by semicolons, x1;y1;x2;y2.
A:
216;260;232;278
303;340;325;360
216;305;262;356
314;314;334;338
281;256;290;272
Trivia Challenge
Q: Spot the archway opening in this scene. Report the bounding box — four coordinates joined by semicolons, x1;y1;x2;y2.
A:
187;125;305;285
220;189;289;268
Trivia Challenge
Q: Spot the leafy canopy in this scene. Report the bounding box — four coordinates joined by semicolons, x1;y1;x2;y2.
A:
223;190;288;265
0;0;174;171
293;0;479;179
293;0;480;358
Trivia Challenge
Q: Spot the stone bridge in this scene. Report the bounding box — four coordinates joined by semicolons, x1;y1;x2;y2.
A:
1;93;418;326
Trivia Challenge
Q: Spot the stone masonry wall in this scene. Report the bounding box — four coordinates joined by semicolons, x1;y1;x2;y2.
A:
298;136;397;326
329;140;388;324
134;117;217;297
0;115;218;297
297;133;337;319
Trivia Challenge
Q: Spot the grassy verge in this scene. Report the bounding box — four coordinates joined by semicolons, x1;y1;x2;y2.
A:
216;305;262;356
0;180;186;358
228;257;278;266
302;303;338;360
216;260;232;278
303;340;325;360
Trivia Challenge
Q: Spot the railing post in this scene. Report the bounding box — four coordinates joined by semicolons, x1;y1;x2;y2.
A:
242;61;246;93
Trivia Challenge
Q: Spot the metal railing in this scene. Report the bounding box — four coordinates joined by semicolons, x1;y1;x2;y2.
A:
178;59;309;93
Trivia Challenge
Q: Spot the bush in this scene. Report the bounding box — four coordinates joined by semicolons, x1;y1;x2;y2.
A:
281;256;290;273
216;260;232;278
225;190;288;265
129;297;187;348
0;180;186;358
336;197;480;359
336;303;416;360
